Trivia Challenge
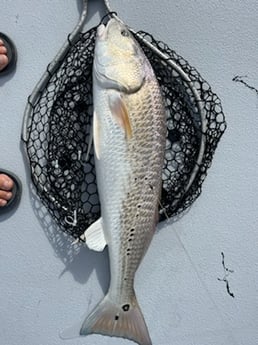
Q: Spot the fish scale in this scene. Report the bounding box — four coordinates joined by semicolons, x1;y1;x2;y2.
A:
119;85;165;271
73;18;166;345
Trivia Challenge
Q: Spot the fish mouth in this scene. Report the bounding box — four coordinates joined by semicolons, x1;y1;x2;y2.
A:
97;18;125;40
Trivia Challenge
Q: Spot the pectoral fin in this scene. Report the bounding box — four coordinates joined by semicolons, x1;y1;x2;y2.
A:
108;94;132;139
93;111;101;159
84;217;107;252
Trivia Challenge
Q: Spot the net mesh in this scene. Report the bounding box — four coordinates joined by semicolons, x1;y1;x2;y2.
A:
23;26;226;239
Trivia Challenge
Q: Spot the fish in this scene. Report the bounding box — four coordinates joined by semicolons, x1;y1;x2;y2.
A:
62;17;166;345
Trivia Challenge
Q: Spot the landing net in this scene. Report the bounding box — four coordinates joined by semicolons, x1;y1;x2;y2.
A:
23;26;226;239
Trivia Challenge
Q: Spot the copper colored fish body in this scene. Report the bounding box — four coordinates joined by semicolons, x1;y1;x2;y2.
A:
75;18;166;345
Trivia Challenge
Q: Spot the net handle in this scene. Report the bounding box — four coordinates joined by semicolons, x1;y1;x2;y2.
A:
21;0;89;142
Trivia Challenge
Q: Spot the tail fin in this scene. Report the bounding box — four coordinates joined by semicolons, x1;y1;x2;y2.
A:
79;293;152;345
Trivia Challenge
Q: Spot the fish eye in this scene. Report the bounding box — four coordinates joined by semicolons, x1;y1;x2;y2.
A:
121;29;129;37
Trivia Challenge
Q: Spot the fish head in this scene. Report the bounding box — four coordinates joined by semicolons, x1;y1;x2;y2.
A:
96;18;139;64
94;18;148;93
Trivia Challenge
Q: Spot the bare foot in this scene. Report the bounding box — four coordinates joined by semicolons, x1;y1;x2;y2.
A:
0;39;9;71
0;174;14;206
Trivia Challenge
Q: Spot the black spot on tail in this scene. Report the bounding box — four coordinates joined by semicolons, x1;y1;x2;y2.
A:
122;304;130;312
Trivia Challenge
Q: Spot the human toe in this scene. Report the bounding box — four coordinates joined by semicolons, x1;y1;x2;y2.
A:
0;191;13;206
0;174;14;191
0;174;13;206
0;199;8;206
0;45;7;54
0;54;8;71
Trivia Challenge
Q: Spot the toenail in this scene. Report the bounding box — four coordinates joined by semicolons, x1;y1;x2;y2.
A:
0;199;7;206
0;55;8;63
0;46;7;53
6;192;13;200
3;180;12;189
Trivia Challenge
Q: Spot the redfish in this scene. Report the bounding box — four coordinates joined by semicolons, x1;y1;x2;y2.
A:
63;18;166;345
